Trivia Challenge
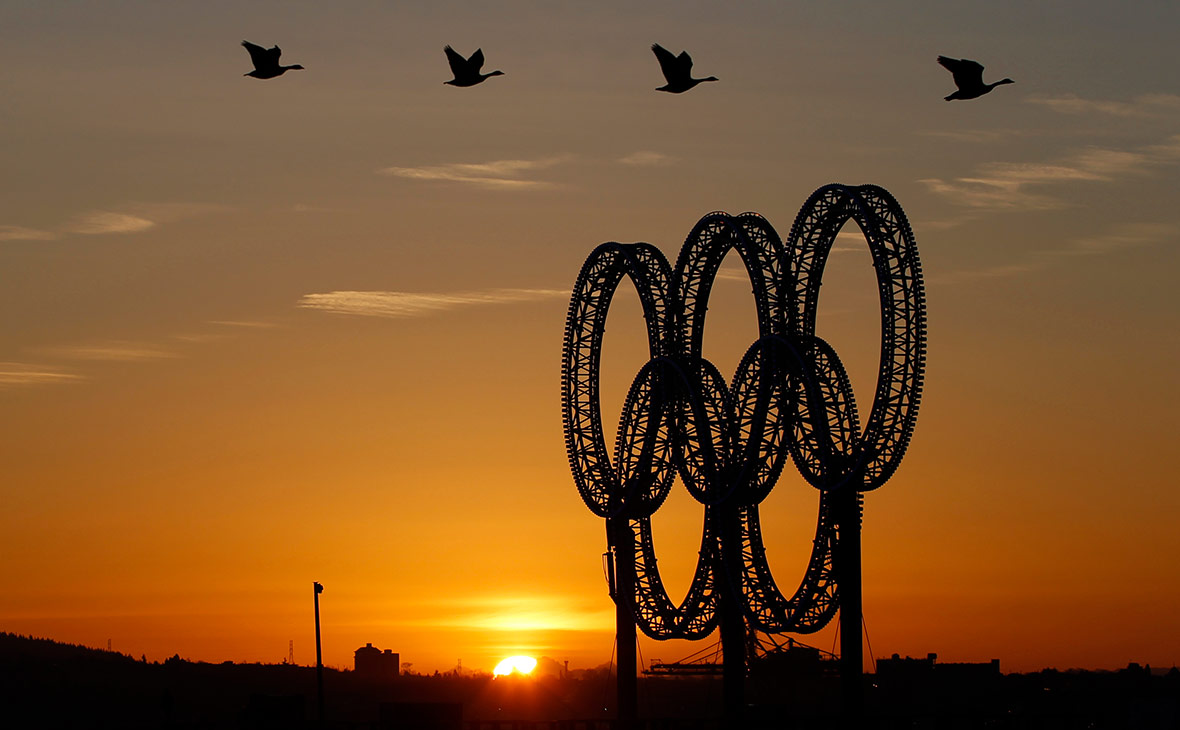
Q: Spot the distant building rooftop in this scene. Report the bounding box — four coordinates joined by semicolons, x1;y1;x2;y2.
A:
877;652;1000;681
354;643;399;682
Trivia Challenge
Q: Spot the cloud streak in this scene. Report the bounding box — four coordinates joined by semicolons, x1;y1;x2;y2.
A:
920;136;1180;210
298;288;567;319
379;152;680;187
379;157;570;189
929;262;1043;286
7;313;279;391
618;151;675;166
930;222;1177;285
1028;93;1180;118
38;342;178;362
0;225;57;241
1057;222;1178;256
207;319;279;329
921;129;1026;144
65;212;156;235
0;363;84;389
2;202;227;243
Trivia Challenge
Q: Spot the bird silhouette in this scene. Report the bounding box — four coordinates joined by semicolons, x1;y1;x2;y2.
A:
443;46;504;87
938;56;1013;101
241;41;304;79
651;44;717;93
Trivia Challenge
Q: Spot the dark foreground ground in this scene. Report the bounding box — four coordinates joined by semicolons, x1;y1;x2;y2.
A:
2;633;1178;729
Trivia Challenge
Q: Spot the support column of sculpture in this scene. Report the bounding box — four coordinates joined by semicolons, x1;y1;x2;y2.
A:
718;502;746;724
835;486;863;723
609;516;638;730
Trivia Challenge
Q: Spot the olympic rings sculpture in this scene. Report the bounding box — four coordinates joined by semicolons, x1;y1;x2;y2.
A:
561;184;926;640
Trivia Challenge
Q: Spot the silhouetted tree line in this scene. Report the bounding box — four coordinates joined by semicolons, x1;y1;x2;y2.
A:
2;634;1178;729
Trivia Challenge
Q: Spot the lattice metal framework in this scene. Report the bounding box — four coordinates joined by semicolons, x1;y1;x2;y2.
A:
561;183;926;641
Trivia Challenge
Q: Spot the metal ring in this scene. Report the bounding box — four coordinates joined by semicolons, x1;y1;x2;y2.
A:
561;184;926;637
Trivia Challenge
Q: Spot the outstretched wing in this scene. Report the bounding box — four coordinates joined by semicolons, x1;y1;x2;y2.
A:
444;45;467;76
470;48;486;72
938;56;984;88
676;50;694;73
242;40;271;69
651;43;681;81
242;40;282;69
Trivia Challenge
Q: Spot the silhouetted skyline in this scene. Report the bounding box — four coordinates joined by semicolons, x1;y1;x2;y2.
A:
4;632;1177;728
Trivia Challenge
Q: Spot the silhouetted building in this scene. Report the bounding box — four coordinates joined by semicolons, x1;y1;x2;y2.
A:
875;651;1002;718
751;641;826;679
876;652;1000;682
355;643;400;682
876;651;937;678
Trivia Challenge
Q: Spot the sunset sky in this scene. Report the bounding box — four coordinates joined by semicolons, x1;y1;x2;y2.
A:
2;1;1178;675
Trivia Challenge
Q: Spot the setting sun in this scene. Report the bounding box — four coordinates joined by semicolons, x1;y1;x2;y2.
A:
493;656;538;677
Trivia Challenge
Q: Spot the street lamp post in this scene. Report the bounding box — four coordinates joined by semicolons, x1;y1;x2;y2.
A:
313;581;324;727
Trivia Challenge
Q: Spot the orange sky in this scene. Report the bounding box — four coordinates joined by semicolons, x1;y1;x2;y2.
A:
1;1;1178;674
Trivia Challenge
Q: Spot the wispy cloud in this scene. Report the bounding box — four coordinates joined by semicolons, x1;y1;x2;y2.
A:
378;156;570;189
930;222;1176;286
0;363;84;389
1056;222;1178;256
830;244;866;255
4;202;227;242
1147;134;1180;157
920;177;1062;210
170;319;279;343
921;129;1026;144
930;262;1043;286
298;288;567;319
0;225;57;241
208;319;279;329
9;312;278;391
1028;93;1180;118
715;268;749;282
65;212;156;235
909;216;977;232
124;202;228;222
833;229;875;251
39;342;178;362
920;136;1180;210
618;151;675;166
170;333;226;344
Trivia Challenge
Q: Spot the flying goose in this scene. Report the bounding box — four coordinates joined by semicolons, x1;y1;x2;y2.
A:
651;43;717;93
444;46;504;87
242;41;304;79
938;56;1013;101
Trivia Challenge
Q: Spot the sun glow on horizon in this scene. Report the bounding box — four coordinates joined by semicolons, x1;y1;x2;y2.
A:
493;655;538;677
